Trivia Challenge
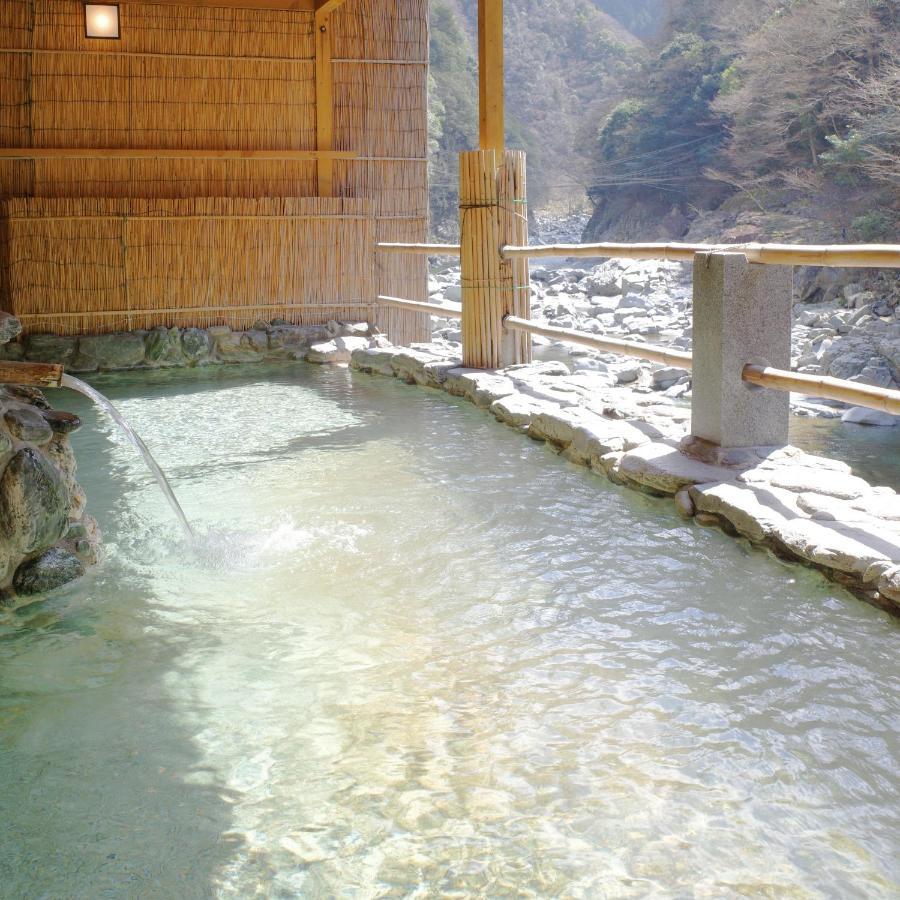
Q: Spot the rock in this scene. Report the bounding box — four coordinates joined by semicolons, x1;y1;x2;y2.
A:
306;336;371;365
0;448;69;554
618;442;735;496
41;410;82;435
214;330;268;363
739;464;870;500
351;346;400;376
12;547;84;596
24;334;76;365
674;487;695;518
490;394;559;428
652;366;689;390
774;518;893;575
4;406;53;445
145;327;186;367
75;333;147;371
0;311;22;344
181;328;212;363
690;481;800;543
840;406;898;427
877;566;900;604
268;326;310;359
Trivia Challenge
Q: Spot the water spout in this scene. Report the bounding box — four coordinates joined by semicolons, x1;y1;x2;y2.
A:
61;374;195;540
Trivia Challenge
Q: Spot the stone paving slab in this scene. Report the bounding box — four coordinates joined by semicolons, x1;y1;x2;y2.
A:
350;341;900;616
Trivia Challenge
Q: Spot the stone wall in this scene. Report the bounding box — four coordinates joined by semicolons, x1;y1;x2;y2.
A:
0;321;377;373
0;315;101;604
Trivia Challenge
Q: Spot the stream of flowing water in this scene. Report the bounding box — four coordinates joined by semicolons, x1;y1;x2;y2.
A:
0;363;897;898
61;373;194;540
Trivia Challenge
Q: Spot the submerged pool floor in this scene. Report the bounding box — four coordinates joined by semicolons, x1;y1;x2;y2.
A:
1;363;898;897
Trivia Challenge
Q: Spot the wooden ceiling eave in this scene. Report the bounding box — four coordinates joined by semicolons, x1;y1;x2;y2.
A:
134;1;319;11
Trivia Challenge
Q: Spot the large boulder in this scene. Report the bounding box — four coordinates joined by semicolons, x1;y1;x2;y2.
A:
0;448;69;555
13;547;84;596
74;333;147;371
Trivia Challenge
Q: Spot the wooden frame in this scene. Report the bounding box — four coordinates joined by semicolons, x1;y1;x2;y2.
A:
0;149;356;161
478;0;504;154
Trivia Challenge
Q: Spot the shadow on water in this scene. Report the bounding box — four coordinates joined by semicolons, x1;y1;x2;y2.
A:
0;585;245;898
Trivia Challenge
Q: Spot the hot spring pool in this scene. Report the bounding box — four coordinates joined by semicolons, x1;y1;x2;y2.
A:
1;362;898;897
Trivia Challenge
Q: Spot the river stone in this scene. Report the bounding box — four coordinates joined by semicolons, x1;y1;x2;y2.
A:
145;326;186;366
491;394;559;428
775;518;895;575
307;336;371;365
0;311;22;344
181;327;212;362
25;334;76;365
0;448;69;554
41;410;81;435
443;369;517;407
618;443;736;496
689;481;800;543
1;385;50;409
0;427;10;455
351;346;399;376
76;333;147;371
12;547;84;596
840;406;898;427
268;326;310;359
877;566;900;604
739;465;870;500
4;406;53;444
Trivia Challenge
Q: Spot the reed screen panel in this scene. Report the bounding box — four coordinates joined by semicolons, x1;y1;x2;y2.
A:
0;0;429;343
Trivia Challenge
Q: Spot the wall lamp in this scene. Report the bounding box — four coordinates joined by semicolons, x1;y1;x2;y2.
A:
84;4;120;40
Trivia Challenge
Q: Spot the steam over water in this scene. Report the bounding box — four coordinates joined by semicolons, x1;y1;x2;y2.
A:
1;363;897;897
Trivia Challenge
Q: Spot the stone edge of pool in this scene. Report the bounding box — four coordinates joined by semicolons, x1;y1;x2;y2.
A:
349;342;900;617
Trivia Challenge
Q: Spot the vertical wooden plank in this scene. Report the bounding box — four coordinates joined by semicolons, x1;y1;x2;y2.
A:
315;9;334;196
478;0;504;154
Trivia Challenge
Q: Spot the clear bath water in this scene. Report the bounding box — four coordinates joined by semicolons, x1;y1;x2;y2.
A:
1;363;898;898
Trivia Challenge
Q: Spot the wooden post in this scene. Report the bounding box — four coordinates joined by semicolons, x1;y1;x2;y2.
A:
315;0;349;196
478;0;504;154
459;149;530;369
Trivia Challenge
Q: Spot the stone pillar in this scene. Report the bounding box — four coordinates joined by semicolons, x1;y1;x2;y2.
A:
691;252;793;449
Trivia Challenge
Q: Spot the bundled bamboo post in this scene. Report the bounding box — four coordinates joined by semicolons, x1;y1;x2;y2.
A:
458;149;529;369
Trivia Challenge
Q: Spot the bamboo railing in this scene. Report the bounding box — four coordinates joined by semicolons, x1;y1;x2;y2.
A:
503;316;692;369
501;242;900;268
376;240;900;268
743;365;900;416
377;295;462;319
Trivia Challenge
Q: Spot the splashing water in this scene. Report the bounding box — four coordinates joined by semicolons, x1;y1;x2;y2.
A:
61;373;194;540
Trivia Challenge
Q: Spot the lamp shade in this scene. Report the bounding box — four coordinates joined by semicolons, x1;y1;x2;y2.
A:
85;4;120;39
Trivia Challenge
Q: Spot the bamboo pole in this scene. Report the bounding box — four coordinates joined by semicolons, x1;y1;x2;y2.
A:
742;365;900;416
377;295;462;319
498;149;530;363
0;149;357;161
0;361;64;389
376;243;462;255
503;315;693;369
502;242;900;268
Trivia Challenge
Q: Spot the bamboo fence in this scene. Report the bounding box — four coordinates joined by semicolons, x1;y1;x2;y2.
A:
0;0;430;343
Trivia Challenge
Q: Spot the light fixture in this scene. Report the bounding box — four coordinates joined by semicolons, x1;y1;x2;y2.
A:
84;4;120;40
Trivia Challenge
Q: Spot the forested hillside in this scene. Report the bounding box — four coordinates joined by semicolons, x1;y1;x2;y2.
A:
429;0;899;246
428;0;643;235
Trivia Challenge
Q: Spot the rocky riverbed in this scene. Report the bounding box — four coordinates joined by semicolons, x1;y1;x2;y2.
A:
351;341;900;614
428;255;900;427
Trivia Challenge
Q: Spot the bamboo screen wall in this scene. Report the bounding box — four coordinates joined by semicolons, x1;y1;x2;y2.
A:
0;0;429;343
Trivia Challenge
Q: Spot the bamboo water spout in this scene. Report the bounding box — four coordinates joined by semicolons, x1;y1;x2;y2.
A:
0;361;64;389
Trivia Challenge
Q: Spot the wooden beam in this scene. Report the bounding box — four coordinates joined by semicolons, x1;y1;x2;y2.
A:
138;1;316;10
0;148;356;161
478;0;504;154
315;0;349;14
313;2;348;196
